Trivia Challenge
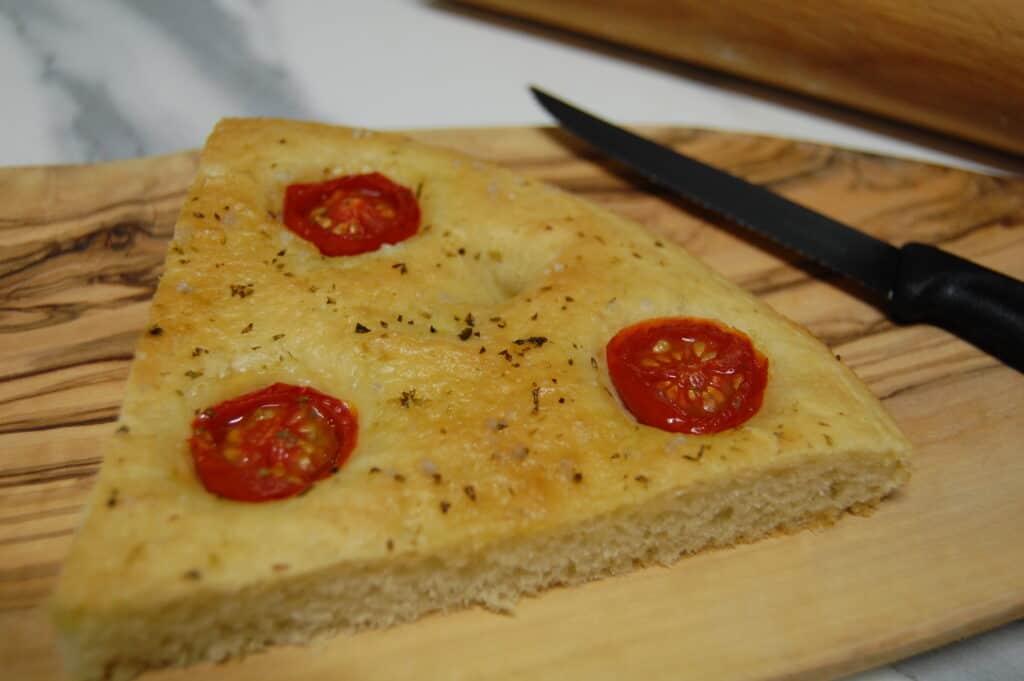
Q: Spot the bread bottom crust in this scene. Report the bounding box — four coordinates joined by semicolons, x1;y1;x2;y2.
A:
58;451;907;681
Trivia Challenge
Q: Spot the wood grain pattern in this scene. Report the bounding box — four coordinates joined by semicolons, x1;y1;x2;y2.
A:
460;0;1024;155
1;127;1022;681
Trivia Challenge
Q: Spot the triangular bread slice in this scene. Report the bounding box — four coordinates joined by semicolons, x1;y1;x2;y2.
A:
52;119;911;681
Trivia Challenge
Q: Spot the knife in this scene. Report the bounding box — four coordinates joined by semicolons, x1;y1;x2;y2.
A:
530;87;1024;373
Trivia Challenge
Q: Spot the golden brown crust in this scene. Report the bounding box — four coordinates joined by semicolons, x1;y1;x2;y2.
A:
51;118;911;681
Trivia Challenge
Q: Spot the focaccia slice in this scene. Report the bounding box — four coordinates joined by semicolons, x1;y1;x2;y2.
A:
52;119;911;681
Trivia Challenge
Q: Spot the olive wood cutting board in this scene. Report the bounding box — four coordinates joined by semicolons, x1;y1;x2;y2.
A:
1;127;1022;681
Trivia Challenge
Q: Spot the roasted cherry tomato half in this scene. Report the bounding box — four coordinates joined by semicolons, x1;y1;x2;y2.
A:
283;172;420;256
606;317;768;434
189;383;357;502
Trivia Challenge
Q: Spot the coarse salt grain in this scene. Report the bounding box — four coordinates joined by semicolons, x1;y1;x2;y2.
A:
665;435;689;454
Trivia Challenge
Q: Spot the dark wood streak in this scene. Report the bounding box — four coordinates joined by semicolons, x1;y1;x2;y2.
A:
514;132;848;193
0;470;99;490
865;202;1020;242
1;221;171;333
13;334;137;382
0;505;83;526
739;266;819;297
0;601;51;613
877;362;1002;402
0;458;102;484
0;304;80;334
0;188;187;230
739;146;843;190
0;413;118;438
545;154;843;197
0;528;74;547
0;562;64;612
0;602;48;616
0;361;129;408
0;562;62;582
2;220;163;280
0;300;151;334
513;127;811;174
935;215;1023;250
819;318;897;351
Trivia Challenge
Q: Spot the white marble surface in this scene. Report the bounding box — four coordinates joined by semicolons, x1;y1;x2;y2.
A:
0;1;1021;679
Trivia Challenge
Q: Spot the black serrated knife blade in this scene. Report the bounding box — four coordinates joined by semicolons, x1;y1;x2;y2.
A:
530;86;1024;373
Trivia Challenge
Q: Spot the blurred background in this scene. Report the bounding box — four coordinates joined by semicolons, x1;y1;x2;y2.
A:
1;0;1019;173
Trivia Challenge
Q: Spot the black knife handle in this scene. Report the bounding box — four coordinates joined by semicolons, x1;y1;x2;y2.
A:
889;242;1024;372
